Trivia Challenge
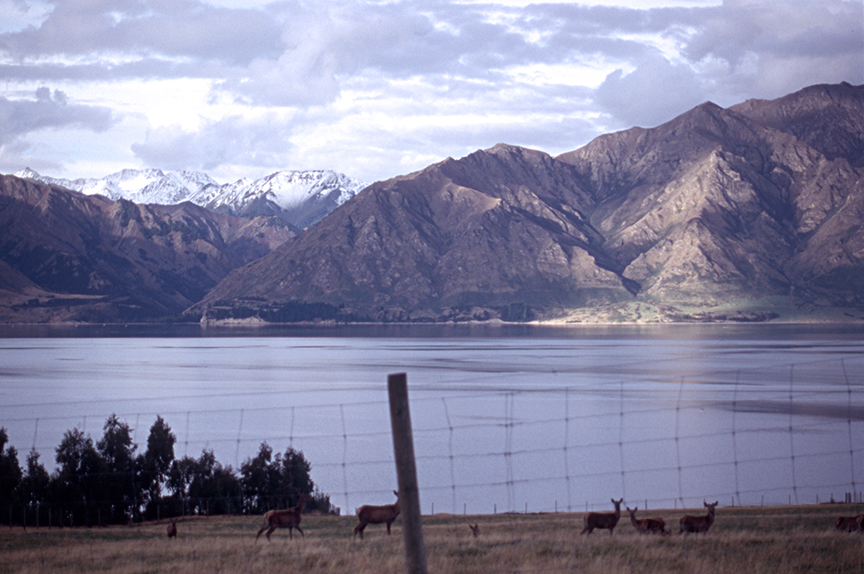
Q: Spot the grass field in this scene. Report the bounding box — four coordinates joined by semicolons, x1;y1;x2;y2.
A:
1;504;862;573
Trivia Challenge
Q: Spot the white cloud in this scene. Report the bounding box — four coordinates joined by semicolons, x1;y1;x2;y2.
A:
595;54;708;128
681;0;864;99
0;0;861;183
0;87;115;173
131;112;297;174
0;0;52;34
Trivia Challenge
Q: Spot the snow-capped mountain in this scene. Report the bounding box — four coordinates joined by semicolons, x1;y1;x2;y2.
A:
14;167;218;205
192;170;366;228
16;168;367;229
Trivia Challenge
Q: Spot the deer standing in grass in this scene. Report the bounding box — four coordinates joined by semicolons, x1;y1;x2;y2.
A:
353;490;400;540
166;519;177;539
256;494;309;542
679;501;718;534
835;514;864;532
469;523;480;538
581;498;623;535
627;506;668;535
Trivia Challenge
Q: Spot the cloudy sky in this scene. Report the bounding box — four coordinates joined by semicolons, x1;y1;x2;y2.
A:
1;0;861;185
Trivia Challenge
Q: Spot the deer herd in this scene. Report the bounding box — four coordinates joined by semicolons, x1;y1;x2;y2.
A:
163;491;864;541
578;498;719;536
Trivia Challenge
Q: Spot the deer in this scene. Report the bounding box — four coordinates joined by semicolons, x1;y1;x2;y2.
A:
166;518;178;539
626;506;668;535
679;501;718;534
255;493;309;542
469;523;480;537
581;498;623;535
353;490;400;540
834;514;864;532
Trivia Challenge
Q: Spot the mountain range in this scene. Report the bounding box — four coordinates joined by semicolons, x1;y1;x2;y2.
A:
190;82;864;324
0;174;295;322
2;82;862;324
15;168;367;230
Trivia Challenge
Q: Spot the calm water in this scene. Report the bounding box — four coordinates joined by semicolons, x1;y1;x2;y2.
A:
1;323;862;515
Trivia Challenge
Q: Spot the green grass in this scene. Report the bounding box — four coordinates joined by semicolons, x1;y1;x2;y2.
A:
1;505;862;573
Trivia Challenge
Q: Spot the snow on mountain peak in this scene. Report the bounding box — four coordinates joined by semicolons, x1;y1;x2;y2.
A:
17;167;367;228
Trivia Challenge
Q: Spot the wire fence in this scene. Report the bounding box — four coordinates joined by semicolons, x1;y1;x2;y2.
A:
4;354;862;526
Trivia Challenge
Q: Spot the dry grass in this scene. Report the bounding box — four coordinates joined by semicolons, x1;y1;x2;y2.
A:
2;505;862;574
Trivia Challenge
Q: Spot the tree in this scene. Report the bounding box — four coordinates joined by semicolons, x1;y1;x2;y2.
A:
167;455;198;516
144;416;175;482
308;486;333;515
18;449;49;506
138;416;176;519
169;450;241;516
0;428;22;511
240;442;282;513
187;449;241;515
17;449;50;526
239;443;315;514
98;415;136;471
97;414;138;523
280;446;314;503
53;428;103;526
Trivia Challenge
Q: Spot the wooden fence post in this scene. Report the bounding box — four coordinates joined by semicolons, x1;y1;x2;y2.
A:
388;373;428;574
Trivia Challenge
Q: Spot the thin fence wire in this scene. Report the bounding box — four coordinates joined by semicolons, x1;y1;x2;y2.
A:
3;356;863;523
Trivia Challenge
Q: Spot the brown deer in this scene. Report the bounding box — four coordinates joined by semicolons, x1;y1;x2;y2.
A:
353;490;400;540
255;493;309;542
166;518;177;539
834;514;864;532
581;498;623;535
679;501;718;534
469;523;480;537
626;506;668;535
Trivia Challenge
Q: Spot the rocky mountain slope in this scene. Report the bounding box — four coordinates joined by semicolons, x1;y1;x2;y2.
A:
16;168;366;229
190;82;864;323
0;174;295;322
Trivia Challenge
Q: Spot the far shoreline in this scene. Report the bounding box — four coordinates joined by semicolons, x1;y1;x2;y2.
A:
2;318;863;339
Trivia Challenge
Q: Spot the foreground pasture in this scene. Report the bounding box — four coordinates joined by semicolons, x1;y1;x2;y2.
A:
1;504;861;573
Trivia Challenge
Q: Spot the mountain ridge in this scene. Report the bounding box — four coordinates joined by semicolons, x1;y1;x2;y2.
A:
190;82;864;324
3;82;862;324
0;174;296;323
15;167;367;230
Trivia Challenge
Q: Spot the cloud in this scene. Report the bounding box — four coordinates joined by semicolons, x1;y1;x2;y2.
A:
595;55;708;128
0;87;115;145
684;0;862;64
591;0;863;130
0;0;283;64
0;87;116;173
1;0;861;182
680;0;864;97
131;114;294;173
217;2;474;107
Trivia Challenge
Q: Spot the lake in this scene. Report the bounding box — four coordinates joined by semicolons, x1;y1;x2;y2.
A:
1;323;862;515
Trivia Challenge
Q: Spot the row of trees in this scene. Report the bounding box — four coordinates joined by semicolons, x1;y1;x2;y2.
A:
0;416;332;527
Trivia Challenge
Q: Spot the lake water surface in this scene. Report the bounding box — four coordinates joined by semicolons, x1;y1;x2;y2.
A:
1;323;862;515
